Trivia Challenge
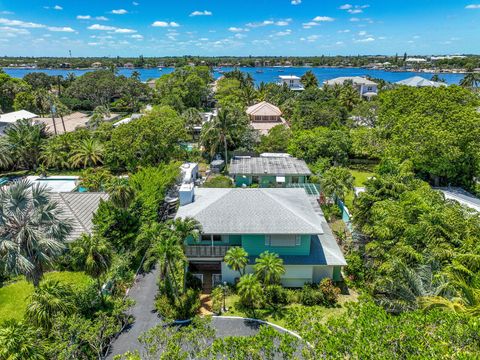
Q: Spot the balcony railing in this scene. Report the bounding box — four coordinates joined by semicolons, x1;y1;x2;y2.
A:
185;245;234;258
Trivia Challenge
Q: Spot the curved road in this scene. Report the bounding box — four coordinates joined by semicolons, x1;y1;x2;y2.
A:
106;267;300;359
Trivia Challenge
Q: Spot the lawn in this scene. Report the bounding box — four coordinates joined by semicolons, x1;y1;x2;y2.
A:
344;169;374;209
0;271;92;323
222;291;358;329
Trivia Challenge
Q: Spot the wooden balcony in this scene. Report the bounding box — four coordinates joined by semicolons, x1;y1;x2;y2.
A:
185;245;234;258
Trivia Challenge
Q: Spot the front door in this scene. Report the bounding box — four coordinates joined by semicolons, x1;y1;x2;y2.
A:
192;273;204;285
212;274;222;288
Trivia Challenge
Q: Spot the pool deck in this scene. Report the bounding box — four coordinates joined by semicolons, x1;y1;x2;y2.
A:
26;175;79;192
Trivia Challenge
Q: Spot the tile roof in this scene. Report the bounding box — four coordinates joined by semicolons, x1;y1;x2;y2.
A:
50;192;109;242
246;101;282;116
229;156;311;176
175;188;324;235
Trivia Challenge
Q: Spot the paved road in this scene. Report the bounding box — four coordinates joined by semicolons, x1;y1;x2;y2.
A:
106;266;162;359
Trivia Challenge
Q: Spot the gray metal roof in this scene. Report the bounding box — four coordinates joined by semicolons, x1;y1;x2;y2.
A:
229;156;311;176
395;76;447;88
50;192;109;241
175;188;324;235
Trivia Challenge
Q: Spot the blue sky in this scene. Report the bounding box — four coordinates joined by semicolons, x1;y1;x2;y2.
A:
0;0;479;56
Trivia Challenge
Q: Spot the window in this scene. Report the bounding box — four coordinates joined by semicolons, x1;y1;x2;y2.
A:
295;235;301;246
212;235;222;242
268;235;296;247
201;234;211;242
367;86;373;91
291;176;299;184
265;235;270;246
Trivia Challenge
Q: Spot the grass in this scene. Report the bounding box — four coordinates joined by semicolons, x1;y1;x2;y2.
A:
203;175;233;188
221;291;358;329
344;169;375;209
0;271;92;323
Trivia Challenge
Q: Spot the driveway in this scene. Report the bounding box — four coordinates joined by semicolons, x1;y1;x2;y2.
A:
106;266;162;359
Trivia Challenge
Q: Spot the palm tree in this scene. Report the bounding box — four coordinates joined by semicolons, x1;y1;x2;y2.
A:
4;119;47;171
26;280;76;331
320;167;355;201
339;83;361;111
182;108;203;138
254;251;285;285
224;247;249;278
168;217;202;291
0;320;45;360
200;108;238;166
237;274;263;309
300;70;319;89
40;140;69;170
0;137;12;169
241;85;257;106
106;178;135;209
0;180;71;287
54;100;70;134
88;105;111;129
70;234;112;304
69;138;104;168
460;72;480;88
156;229;185;298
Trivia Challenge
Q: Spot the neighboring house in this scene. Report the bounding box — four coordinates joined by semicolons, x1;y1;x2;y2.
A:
278;75;304;91
395;76;447;88
324;76;378;98
91;62;102;68
436;187;480;213
51;192;109;242
246;101;288;135
229;154;312;187
124;62;135;69
146;79;157;89
175;188;346;289
0;110;38;135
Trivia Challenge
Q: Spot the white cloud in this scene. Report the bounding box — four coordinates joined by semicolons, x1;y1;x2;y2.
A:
348;9;363;14
115;28;137;33
355;36;375;42
302;21;319;29
350;17;360;22
465;4;480;8
0;26;30;36
275;20;291;26
87;42;100;46
246;20;275;27
88;24;116;31
228;27;247;32
132;1;139;5
358;30;367;36
234;33;246;39
77;15;91;20
131;34;143;39
54;5;63;10
0;11;14;15
48;26;75;32
273;29;292;36
339;4;353;9
336;41;344;45
190;10;212;16
111;9;128;15
312;16;334;22
0;18;45;28
291;0;302;5
152;21;179;27
96;16;108;21
338;29;351;33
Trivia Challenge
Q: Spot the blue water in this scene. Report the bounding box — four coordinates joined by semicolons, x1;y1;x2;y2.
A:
2;66;465;85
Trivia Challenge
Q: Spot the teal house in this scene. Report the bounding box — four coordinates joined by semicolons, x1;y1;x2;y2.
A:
175;188;346;290
229;155;311;188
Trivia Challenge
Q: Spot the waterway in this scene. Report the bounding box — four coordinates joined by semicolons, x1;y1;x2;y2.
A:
2;66;465;85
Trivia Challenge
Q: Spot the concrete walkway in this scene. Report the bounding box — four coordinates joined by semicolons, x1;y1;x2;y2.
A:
106;266;162;359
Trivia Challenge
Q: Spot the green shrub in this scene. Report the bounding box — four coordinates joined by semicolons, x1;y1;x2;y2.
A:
174;289;201;320
203;175;233;188
319;279;340;306
211;286;224;314
155;294;178;320
264;285;290;308
299;284;324;306
344;251;365;283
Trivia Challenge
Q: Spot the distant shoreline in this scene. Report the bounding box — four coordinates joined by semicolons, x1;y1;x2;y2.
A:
1;66;469;74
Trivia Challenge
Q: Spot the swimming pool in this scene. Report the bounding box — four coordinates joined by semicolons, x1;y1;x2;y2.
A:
26;176;79;192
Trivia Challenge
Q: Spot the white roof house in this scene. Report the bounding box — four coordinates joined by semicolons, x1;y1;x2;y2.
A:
324;76;378;98
278;75;304;91
395;76;447;88
0;110;38;124
436;187;480;213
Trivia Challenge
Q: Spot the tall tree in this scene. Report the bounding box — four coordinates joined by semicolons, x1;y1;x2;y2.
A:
320;167;355;201
254;251;285;285
300;70;319;89
69;138;104;168
0;180;71;287
237;274;264;309
224;247;249;278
